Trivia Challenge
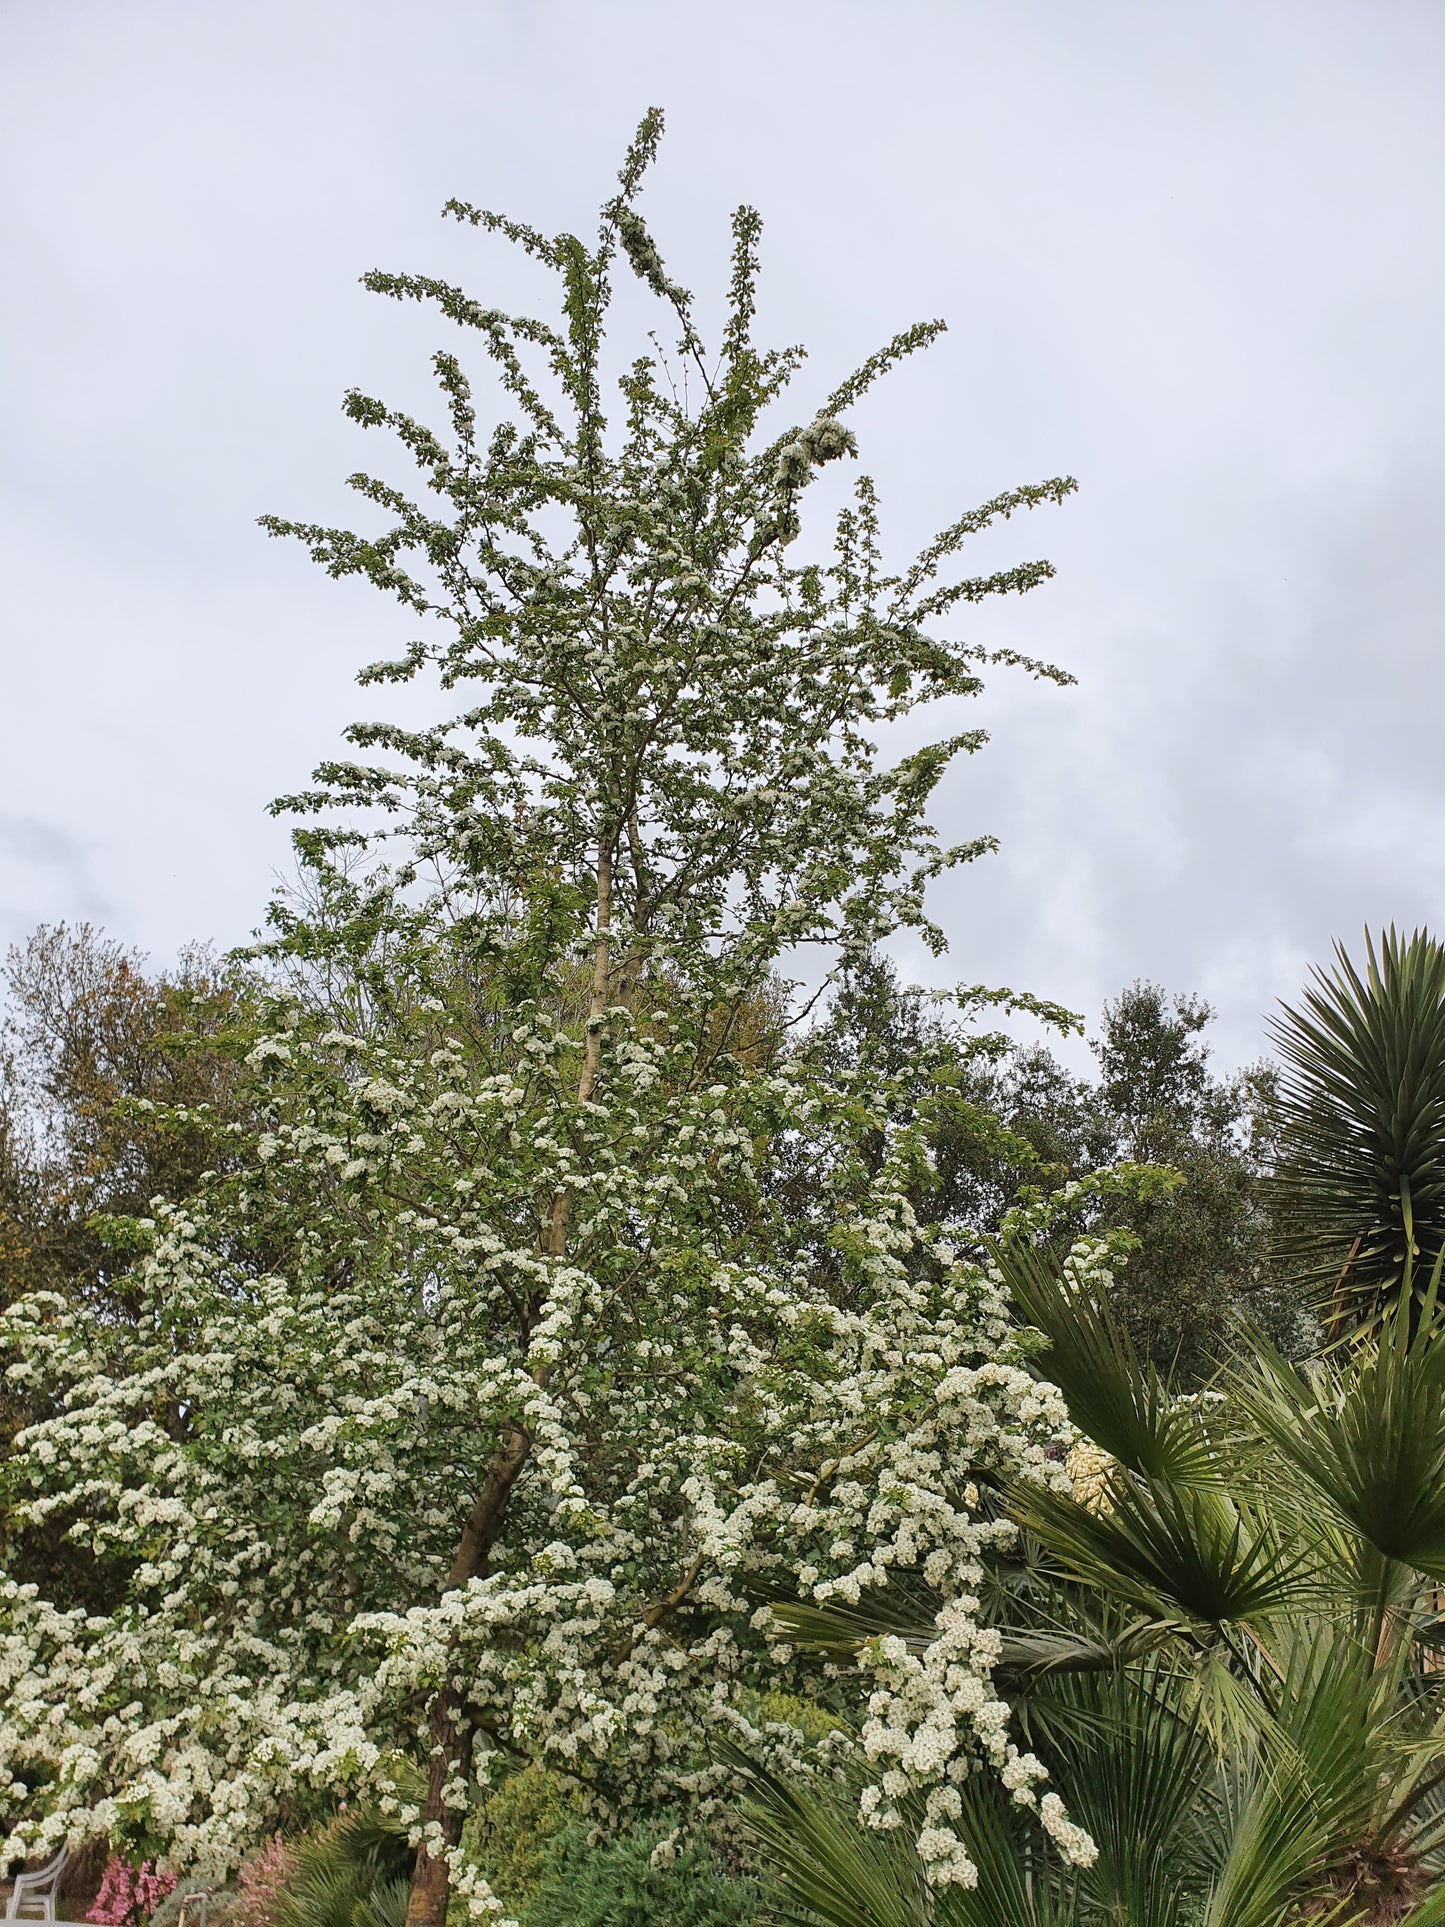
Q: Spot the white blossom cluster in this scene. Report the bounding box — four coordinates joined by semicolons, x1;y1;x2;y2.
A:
0;985;1105;1900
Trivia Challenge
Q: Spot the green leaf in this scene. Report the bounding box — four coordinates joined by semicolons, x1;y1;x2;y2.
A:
1201;1632;1384;1927
727;1747;931;1927
1013;1476;1312;1628
990;1235;1220;1485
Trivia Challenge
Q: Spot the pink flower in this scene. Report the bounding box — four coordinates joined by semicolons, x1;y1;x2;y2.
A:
87;1858;176;1927
235;1837;291;1927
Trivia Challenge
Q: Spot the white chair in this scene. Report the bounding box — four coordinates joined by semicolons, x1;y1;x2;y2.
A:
5;1846;70;1922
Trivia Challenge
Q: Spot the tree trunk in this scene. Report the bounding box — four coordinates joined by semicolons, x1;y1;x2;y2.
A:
403;842;616;1927
402;1688;471;1927
402;1423;536;1927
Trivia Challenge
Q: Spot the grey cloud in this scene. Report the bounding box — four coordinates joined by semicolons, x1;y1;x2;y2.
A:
3;0;1444;1060
0;815;113;946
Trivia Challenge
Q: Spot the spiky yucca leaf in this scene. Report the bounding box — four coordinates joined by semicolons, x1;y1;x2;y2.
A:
1270;927;1445;1326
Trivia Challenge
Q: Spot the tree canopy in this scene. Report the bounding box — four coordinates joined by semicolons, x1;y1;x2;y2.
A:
0;109;1097;1927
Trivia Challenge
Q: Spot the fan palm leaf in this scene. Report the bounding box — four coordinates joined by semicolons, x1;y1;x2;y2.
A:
1038;1663;1214;1927
1239;1295;1445;1586
1011;1471;1312;1629
990;1235;1221;1483
730;1749;932;1927
735;1744;1067;1927
766;1593;1180;1681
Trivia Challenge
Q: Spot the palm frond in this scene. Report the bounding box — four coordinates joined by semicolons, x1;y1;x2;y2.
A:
1240;1297;1445;1582
350;1881;407;1927
1196;1616;1417;1926
728;1746;931;1927
1042;1664;1215;1927
1012;1474;1313;1629
766;1593;1179;1682
1398;1885;1445;1927
1203;1752;1348;1927
732;1742;1061;1927
764;1594;938;1658
992;1234;1222;1482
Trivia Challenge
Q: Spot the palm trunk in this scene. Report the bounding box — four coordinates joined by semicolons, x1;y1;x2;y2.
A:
404;844;614;1927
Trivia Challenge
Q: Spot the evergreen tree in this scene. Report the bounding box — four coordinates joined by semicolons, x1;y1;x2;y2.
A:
809;959;1287;1380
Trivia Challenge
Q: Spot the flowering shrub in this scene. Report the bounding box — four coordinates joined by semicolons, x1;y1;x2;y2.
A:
233;1838;291;1927
0;107;1098;1927
87;1859;176;1927
0;1012;1105;1903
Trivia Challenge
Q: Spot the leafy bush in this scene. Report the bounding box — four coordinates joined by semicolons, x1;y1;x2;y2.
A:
462;1765;569;1912
521;1820;757;1927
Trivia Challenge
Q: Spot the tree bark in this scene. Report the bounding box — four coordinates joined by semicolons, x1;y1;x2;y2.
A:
403;1686;472;1927
404;842;615;1927
403;1417;540;1927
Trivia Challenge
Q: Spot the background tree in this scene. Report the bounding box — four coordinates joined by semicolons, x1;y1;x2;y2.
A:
0;923;250;1324
1087;982;1286;1380
806;955;1288;1381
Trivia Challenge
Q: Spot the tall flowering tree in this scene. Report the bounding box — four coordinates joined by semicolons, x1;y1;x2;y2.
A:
0;112;1092;1924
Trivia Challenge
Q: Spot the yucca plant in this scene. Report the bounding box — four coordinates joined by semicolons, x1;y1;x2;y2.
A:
1269;928;1445;1333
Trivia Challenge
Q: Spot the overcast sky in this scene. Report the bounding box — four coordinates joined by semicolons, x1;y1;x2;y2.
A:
3;0;1443;1068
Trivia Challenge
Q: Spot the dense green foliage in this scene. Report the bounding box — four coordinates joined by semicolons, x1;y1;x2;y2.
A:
273;1813;413;1927
519;1819;756;1927
806;954;1288;1379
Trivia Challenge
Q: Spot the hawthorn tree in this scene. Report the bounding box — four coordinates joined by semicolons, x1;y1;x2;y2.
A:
0;111;1097;1925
